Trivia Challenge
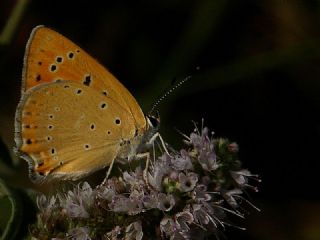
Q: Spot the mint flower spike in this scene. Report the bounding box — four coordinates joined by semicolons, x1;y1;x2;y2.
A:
30;122;259;240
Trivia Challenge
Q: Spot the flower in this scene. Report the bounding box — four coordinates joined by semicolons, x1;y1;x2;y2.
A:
64;200;89;218
171;149;193;171
37;195;57;212
191;184;211;202
160;212;193;239
223;189;243;208
230;169;259;191
109;195;142;215
79;182;94;205
191;203;211;226
157;193;175;211
123;168;145;192
97;185;116;202
59;182;94;218
175;211;194;232
125;221;143;240
160;217;175;238
190;127;218;171
142;191;159;209
30;123;259;240
178;172;198;192
147;154;172;191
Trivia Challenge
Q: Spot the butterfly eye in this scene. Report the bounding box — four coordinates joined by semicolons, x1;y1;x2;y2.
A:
147;115;160;129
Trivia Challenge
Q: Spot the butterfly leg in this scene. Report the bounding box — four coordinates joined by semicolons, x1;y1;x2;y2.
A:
124;150;155;189
147;132;171;157
134;152;151;184
101;157;117;186
132;132;170;188
140;133;171;188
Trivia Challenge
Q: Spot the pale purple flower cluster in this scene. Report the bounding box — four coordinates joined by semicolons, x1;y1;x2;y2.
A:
31;125;259;239
60;181;94;218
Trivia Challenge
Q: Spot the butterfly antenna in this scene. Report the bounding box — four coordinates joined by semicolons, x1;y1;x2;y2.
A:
148;75;191;115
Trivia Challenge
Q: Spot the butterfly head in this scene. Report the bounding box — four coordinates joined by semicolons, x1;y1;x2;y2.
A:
144;112;160;139
146;112;160;130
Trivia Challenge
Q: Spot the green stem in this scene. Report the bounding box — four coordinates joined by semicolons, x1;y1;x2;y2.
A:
0;0;30;45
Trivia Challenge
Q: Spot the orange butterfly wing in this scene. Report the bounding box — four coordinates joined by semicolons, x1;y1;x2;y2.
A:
22;25;146;133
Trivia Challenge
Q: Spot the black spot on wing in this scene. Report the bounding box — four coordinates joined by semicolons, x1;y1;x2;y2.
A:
83;75;92;86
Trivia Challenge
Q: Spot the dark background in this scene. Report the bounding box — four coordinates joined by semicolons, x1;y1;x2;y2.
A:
1;0;320;239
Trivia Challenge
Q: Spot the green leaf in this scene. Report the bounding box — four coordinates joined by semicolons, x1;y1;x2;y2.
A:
0;179;38;240
0;179;22;240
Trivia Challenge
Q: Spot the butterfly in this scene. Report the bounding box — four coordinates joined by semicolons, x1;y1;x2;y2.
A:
14;25;160;182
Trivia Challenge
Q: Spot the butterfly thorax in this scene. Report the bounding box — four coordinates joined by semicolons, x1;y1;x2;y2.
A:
117;115;159;161
117;135;144;161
